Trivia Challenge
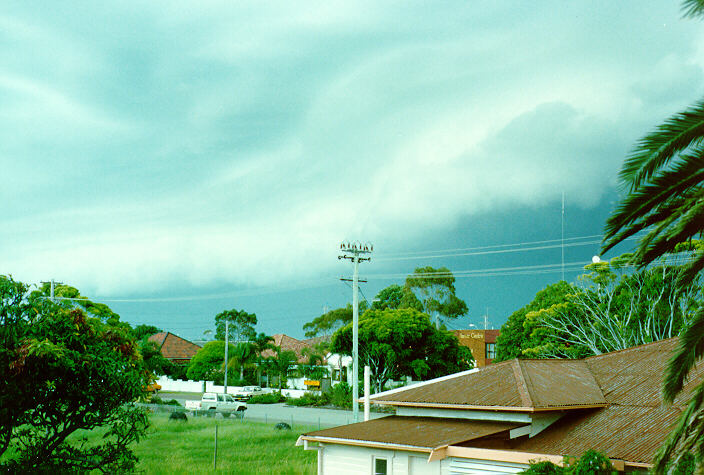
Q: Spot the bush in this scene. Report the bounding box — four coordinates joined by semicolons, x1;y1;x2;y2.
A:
285;392;329;407
522;461;564;474
569;449;613;475
149;396;181;406
329;382;352;409
672;453;695;475
248;393;286;404
522;450;618;475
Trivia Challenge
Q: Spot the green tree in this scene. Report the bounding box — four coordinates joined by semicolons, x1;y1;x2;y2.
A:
404;266;468;328
139;339;175;376
522;257;700;358
371;284;422;311
267;346;298;390
598;2;704;465
330;308;473;392
229;342;256;382
251;332;275;386
215;309;257;342
302;302;368;338
132;324;162;340
0;276;149;472
31;282;126;328
186;340;234;384
494;281;575;362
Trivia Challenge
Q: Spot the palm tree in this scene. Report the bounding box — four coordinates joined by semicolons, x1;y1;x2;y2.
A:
251;333;275;386
268;346;297;390
228;342;255;382
602;3;704;466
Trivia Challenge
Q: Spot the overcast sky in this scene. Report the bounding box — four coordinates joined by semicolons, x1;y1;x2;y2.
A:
2;1;704;339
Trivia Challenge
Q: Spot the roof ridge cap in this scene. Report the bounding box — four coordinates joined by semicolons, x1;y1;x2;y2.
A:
512;360;533;407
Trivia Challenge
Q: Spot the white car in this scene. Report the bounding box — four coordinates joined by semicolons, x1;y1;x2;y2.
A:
184;392;247;417
233;386;265;401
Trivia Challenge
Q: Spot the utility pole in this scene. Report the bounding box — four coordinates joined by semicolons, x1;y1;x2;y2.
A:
41;279;63;303
339;241;372;423
223;319;229;395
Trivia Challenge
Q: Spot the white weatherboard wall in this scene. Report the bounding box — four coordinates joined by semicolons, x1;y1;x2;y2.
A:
319;444;449;475
448;458;527;474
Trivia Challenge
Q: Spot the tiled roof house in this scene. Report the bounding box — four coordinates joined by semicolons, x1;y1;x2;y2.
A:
298;338;699;474
148;332;202;366
261;334;330;364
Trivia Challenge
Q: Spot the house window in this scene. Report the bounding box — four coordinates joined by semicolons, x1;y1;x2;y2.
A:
485;343;496;359
374;457;388;475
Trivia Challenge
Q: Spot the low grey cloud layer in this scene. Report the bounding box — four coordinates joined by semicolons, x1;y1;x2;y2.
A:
2;1;704;297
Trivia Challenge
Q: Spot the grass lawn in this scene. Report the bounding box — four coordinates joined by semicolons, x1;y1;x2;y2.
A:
131;414;317;474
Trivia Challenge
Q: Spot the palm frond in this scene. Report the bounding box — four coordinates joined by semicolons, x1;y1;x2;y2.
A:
654;380;704;472
621;99;704;191
605;151;704;234
682;0;704;19
664;307;704;403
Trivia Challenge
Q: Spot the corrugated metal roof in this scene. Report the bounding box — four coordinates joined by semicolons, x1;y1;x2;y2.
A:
473;405;683;465
337;338;704;465
302;416;522;450
372;359;606;409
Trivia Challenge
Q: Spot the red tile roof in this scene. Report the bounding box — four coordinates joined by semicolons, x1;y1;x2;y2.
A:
260;334;313;364
148;332;201;363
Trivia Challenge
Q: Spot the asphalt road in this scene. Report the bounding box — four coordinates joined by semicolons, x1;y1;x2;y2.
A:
159;391;389;428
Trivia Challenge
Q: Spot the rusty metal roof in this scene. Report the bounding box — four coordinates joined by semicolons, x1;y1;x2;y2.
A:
473;405;683;465
347;338;704;465
302;416;522;450
372;358;606;410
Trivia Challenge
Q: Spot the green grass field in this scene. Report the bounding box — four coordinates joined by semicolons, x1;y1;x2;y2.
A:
130;414;317;474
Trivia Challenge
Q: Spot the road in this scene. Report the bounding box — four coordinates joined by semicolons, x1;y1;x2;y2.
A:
158;391;389;429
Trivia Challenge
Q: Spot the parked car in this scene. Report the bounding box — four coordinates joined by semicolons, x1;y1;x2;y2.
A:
233;386;265;401
184;392;247;418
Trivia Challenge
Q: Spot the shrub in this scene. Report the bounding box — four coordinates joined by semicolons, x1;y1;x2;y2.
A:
569;449;613;475
672;453;695;475
522;461;564;474
248;393;286;404
329;382;352;409
285;392;329;407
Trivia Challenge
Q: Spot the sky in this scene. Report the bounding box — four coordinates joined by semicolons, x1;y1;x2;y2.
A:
2;1;704;340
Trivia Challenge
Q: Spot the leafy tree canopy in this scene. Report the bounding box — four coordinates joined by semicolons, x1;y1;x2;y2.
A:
404;266;468;327
139;339;175;376
30;281;126;328
371;284;422;311
186;340;235;383
215;308;257;342
330;308;473;391
494;281;575;362
132;324;162;340
302;302;368;338
0;275;149;472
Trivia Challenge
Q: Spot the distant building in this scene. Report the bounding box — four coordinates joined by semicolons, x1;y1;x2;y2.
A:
148;332;202;366
453;329;500;367
261;333;328;364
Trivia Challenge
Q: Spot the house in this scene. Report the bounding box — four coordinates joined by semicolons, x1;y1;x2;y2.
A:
261;333;318;363
148;331;202;366
453;329;500;367
298;338;699;474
